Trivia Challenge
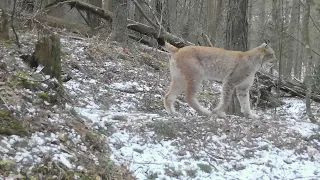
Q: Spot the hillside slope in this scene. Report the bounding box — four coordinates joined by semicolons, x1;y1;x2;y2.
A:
0;30;319;180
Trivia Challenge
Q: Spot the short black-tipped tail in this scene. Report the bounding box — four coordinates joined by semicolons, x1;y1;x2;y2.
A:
156;37;179;54
157;37;166;47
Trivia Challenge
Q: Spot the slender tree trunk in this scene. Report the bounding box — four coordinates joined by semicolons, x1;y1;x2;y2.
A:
258;0;266;44
284;0;300;79
293;3;302;79
268;0;280;74
209;0;222;46
226;0;248;116
302;0;316;123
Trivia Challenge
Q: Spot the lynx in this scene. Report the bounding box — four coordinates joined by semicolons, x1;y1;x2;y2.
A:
157;37;277;119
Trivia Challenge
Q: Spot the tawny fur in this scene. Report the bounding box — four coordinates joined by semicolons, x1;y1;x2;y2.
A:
159;39;277;119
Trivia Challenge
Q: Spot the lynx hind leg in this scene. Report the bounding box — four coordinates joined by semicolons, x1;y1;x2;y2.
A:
213;81;236;118
185;78;212;116
236;86;259;119
163;79;185;115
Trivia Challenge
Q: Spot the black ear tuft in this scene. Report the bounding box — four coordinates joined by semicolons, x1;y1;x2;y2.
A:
157;37;165;46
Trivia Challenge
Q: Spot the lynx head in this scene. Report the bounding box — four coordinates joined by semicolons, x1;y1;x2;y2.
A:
260;40;277;68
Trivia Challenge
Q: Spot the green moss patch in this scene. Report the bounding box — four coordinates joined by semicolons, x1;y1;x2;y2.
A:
0;110;28;136
10;71;40;90
39;92;51;102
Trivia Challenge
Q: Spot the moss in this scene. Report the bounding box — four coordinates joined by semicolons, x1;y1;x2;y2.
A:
0;160;16;177
0;110;28;136
10;71;40;90
39;92;51;102
1;40;13;47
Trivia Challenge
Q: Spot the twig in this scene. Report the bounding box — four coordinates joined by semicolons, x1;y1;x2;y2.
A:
0;94;9;110
202;33;213;47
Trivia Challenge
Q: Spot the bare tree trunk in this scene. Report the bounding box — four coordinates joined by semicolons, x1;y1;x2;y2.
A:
293;3;302;79
226;0;248;116
111;0;128;44
284;0;300;79
302;0;316;123
208;0;222;46
267;0;280;74
87;0;102;28
258;0;266;44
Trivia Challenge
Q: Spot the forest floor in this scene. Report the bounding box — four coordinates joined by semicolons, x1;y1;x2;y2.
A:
0;29;319;180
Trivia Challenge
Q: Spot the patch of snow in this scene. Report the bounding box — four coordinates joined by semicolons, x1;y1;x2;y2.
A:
108;131;320;180
281;98;318;137
53;153;74;169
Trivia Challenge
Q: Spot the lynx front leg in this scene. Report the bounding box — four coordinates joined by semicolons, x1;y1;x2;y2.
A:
236;86;259;119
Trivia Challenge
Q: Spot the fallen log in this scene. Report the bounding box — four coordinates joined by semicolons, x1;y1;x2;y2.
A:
257;71;320;103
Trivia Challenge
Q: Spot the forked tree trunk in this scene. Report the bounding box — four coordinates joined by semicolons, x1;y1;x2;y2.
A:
226;0;248;116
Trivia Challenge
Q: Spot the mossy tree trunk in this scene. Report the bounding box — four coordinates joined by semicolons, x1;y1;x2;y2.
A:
34;34;62;84
0;8;9;40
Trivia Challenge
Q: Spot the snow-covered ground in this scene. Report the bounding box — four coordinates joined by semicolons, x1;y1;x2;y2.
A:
71;79;320;179
61;34;320;180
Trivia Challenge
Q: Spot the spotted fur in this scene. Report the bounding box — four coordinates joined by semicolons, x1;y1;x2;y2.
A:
158;38;277;119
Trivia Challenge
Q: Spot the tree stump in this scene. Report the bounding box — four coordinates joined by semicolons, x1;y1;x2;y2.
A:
0;9;9;40
34;34;62;84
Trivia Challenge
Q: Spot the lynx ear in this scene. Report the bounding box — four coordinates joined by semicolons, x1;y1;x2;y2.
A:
263;39;270;48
